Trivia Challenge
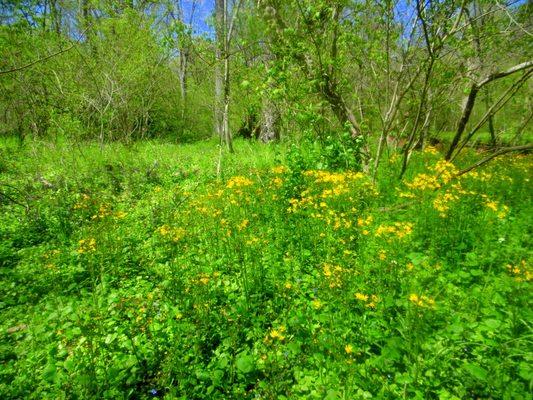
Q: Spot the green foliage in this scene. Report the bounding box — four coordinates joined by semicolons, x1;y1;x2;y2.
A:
0;138;531;399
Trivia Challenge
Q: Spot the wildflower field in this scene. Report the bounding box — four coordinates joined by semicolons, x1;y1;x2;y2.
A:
0;138;531;399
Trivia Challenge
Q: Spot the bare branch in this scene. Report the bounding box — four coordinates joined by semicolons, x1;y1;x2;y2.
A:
455;144;533;177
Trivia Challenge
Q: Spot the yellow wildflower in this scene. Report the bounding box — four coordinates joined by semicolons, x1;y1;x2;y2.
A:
355;293;368;301
409;293;435;308
485;200;498;212
238;219;250;231
226;176;253;188
312;299;323;310
77;238;96;254
268;325;286;341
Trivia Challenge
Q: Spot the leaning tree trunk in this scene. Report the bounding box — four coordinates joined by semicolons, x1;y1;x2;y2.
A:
445;61;533;160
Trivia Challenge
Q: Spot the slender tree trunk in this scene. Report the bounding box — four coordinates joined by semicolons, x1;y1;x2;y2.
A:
260;97;279;142
223;53;233;152
484;89;496;145
214;0;224;140
176;1;189;119
399;58;434;179
179;54;188;119
260;50;280;142
215;0;236;152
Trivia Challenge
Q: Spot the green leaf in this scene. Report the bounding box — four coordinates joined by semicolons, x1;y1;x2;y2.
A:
462;362;488;381
42;363;57;383
518;362;532;381
235;351;254;374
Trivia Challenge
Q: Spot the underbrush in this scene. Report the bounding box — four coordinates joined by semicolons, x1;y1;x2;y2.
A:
0;138;531;399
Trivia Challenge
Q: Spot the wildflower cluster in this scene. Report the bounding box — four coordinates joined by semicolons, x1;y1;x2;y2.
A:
375;222;413;240
409;293;435;308
354;292;380;308
357;215;373;235
482;196;509;219
423;145;439;155
192;271;220;285
73;193;91;210
506;261;531;282
77;238;96;254
271;165;287;174
226;176;254;188
303;170;364;184
433;191;459;217
322;263;346;288
91;203;112;220
403;160;458;193
158;225;186;241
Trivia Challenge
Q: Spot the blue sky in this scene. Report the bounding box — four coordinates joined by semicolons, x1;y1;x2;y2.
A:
182;0;214;36
183;0;529;36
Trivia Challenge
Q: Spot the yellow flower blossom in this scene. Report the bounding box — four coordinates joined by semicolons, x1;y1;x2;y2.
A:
498;205;509;219
506;260;532;282
312;299;323;310
226;176;253;188
271;166;286;174
268;325;286;341
409;293;435;308
77;238;96;254
355;293;368;301
485;200;498;212
423;145;439;155
199;276;210;285
375;222;413;240
238;219;250;231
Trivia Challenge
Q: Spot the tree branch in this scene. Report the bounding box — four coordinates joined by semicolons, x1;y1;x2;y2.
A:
455;144;533;177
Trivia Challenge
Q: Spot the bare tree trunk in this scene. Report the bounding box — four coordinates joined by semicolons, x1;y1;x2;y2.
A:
259;50;280;142
214;0;224;140
215;0;240;152
223;53;233;152
260;97;279;142
179;56;188;118
399;58;434;179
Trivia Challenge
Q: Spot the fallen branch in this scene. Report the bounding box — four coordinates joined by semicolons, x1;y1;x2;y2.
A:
454;144;533;178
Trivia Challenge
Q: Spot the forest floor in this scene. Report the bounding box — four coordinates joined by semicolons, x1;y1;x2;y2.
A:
0;137;531;399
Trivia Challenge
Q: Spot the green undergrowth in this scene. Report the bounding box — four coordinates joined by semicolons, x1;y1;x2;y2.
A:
0;138;531;399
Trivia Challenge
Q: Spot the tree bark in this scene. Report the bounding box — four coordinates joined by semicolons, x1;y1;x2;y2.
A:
259;50;280;142
214;0;225;140
445;60;533;160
